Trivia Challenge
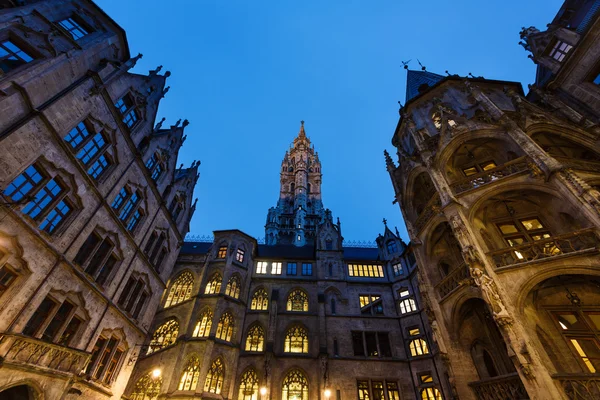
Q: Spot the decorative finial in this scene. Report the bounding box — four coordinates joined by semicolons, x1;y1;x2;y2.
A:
417;59;426;71
383;218;388;227
401;59;411;70
154;117;165;131
395;226;400;237
445;70;451;76
182;119;190;128
301;120;304;126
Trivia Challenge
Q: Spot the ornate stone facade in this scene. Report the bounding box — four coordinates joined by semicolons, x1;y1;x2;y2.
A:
0;1;197;398
127;129;449;400
387;2;600;399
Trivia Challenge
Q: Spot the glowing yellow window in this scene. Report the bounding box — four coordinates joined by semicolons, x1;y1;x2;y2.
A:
420;374;434;383
521;218;544;231
480;161;497;171
408;328;420;336
217;246;227;259
462;167;478;176
498;223;519;235
569;338;599;373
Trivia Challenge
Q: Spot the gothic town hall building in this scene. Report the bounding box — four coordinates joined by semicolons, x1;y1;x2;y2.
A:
0;1;600;400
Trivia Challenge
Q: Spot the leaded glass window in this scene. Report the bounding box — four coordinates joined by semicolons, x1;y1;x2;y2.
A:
192;309;213;337
281;369;308;400
204;358;224;394
238;369;259;400
284;325;308;353
286;289;308;312
250;288;268;310
245;324;264;352
178;355;201;391
164;271;194;307
216;312;234;342
130;373;162;400
205;273;222;295
57;17;89;40
147;319;178;354
225;275;241;298
115;94;138;129
421;388;443;400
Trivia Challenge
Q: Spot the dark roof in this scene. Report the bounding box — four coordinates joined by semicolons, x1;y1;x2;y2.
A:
405;69;446;103
343;247;381;261
256;244;315;259
181;242;212;254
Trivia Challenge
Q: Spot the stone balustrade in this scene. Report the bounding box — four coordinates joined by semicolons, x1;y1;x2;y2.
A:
468;373;529;400
553;156;600;174
487;228;599;268
0;333;90;375
450;156;531;194
435;263;470;300
414;194;442;233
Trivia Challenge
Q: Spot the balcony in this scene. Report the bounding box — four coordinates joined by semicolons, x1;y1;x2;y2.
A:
0;333;90;374
553;374;600;400
435;263;470;300
487;228;599;268
553;156;600;174
414;194;442;233
450;157;531;195
469;373;529;400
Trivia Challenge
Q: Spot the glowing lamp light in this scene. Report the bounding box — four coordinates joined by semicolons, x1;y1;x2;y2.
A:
324;389;332;399
152;368;161;378
260;387;268;395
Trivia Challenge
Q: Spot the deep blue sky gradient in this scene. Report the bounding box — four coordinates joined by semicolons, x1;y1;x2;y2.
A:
95;0;562;242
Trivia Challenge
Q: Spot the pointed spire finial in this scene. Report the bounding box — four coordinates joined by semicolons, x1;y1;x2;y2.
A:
395;226;400;237
383;218;388;227
298;120;306;138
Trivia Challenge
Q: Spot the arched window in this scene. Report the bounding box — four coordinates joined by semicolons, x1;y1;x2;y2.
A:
130;373;162;400
284;325;309;353
178;355;201;391
205;273;222;295
216;312;234;342
238;369;259;400
409;338;429;356
192;309;213;337
164;272;194;307
421;387;442;400
286;289;308;312
225;275;241;298
250;288;268;310
245;324;264;352
147;319;179;354
204;358;224;394
282;369;308;400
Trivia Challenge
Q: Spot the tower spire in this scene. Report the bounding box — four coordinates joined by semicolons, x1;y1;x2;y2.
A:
298;120;306;138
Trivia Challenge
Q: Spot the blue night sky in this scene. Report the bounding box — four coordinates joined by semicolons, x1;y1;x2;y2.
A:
96;0;562;243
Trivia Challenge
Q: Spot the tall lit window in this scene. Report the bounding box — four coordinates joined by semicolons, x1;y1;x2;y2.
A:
238;369;259;400
205;273;222;295
245;324;264;352
271;262;282;274
348;264;385;278
358;381;400;400
225;275;240;298
216;312;233;342
57;17;89;40
399;288;417;314
281;369;308;400
164;272;194;307
409;328;429;357
421;388;443;400
114;94;138;129
553;310;600;373
217;246;227;258
147;319;178;354
204;358;224;394
286;289;308;312
236;248;245;262
359;295;383;315
256;261;268;274
178;355;201;391
284;325;309;353
301;262;312;276
250;288;268;311
64;121;112;180
548;40;573;62
130;373;162;400
0;40;33;75
192;309;213;337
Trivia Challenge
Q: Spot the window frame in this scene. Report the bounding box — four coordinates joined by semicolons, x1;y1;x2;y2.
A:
114;93;139;131
351;331;392;358
86;333;127;386
0;36;35;78
56;16;92;41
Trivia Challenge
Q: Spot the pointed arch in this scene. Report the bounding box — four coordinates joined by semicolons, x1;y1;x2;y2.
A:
284;325;309;353
281;368;309;400
286;288;308;312
130;372;162;400
216;311;234;342
205;272;222;295
178;355;201;391
245;323;265;352
204;358;224;394
147;319;178;354
192;308;213;337
250;287;268;310
164;271;194;307
238;368;259;400
225;274;241;299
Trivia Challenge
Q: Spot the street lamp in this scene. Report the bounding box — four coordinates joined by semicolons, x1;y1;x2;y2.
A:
324;389;331;399
152;368;162;378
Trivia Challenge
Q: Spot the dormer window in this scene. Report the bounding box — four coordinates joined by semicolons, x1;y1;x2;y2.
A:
386;240;398;254
114;94;138;129
0;40;33;76
145;152;165;182
548;40;573;62
57;17;90;40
